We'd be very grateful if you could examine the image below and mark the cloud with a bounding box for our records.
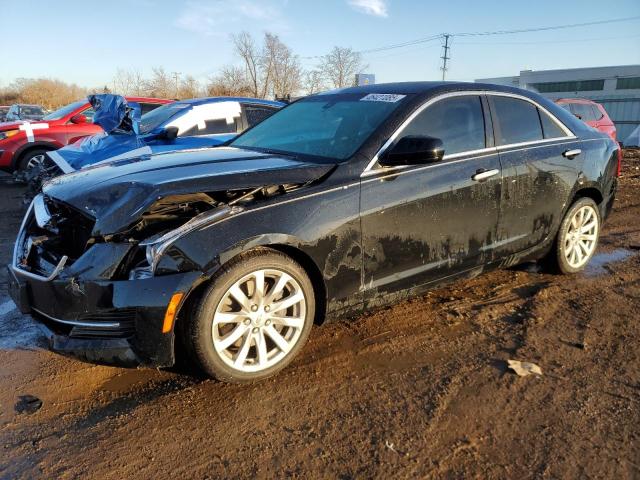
[176,0,288,37]
[348,0,388,17]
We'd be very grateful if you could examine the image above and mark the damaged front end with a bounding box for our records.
[8,174,319,367]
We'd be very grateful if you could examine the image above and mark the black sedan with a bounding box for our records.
[8,82,619,383]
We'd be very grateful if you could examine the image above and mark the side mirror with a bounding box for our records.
[161,126,179,141]
[573,114,582,120]
[70,114,87,124]
[380,135,444,166]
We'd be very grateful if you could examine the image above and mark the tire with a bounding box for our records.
[548,197,601,274]
[16,149,49,180]
[19,149,50,171]
[184,249,315,383]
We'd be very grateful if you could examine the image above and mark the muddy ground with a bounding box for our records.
[0,152,639,479]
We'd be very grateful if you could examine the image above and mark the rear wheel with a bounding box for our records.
[185,249,315,383]
[549,197,601,274]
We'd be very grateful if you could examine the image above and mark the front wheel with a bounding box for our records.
[18,149,49,173]
[184,249,315,383]
[549,197,601,274]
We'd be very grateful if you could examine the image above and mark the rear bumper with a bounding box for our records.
[7,264,202,368]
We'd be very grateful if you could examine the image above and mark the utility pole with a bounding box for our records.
[440,34,451,81]
[171,71,181,98]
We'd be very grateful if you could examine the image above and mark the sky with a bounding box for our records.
[0,0,639,90]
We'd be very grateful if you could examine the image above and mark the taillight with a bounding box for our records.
[616,145,622,177]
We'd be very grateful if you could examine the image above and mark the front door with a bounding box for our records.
[360,94,502,306]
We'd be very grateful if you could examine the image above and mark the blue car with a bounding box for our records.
[47,96,284,173]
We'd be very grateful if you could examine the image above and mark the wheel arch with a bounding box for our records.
[176,236,328,342]
[571,185,604,207]
[12,141,61,171]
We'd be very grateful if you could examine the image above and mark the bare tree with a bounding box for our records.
[264,33,303,99]
[7,78,88,110]
[178,75,201,99]
[233,32,262,98]
[304,70,326,95]
[206,66,253,97]
[112,68,145,96]
[143,67,173,98]
[320,46,367,89]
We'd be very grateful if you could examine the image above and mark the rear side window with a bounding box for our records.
[570,103,596,122]
[401,95,486,155]
[182,119,238,136]
[538,109,567,139]
[244,105,278,128]
[491,97,543,145]
[590,105,603,120]
[140,103,163,116]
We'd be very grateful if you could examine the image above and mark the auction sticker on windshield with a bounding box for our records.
[360,94,406,103]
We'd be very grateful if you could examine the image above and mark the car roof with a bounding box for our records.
[176,97,285,108]
[315,81,544,98]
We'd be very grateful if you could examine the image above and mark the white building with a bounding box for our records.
[477,65,640,144]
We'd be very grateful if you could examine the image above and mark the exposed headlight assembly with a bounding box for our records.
[140,205,242,274]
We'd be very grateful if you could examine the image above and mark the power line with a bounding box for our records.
[300,15,640,62]
[452,15,640,37]
[300,34,443,59]
[453,33,640,46]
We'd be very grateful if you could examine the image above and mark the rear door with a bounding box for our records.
[489,94,581,258]
[361,94,502,303]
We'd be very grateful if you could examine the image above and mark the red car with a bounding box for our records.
[555,98,617,141]
[0,97,172,174]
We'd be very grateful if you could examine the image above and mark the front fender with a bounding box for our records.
[155,181,363,314]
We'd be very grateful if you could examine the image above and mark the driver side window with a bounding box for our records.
[400,96,486,156]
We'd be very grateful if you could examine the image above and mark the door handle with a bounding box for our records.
[472,168,499,182]
[563,149,582,159]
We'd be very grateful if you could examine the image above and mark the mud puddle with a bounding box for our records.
[584,248,637,276]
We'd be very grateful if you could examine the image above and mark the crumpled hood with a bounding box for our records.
[43,147,335,236]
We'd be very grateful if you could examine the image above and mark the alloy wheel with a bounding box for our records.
[211,268,307,373]
[26,154,46,170]
[564,205,599,269]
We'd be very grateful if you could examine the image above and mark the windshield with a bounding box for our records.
[43,100,86,121]
[140,103,191,134]
[22,106,45,116]
[230,93,409,161]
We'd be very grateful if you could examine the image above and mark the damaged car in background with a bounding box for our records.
[0,95,170,178]
[46,96,284,174]
[28,95,283,193]
[8,82,620,384]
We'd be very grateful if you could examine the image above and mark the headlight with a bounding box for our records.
[0,129,20,141]
[145,243,157,268]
